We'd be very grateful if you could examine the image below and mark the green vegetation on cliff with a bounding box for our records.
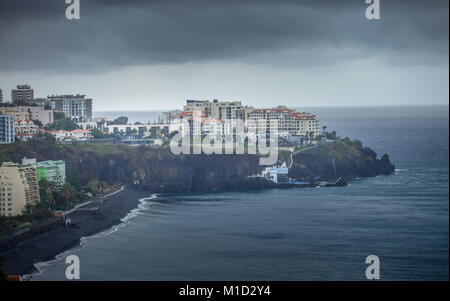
[288,138,395,180]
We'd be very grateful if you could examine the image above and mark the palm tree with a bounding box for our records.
[308,131,315,144]
[61,183,77,206]
[303,133,309,146]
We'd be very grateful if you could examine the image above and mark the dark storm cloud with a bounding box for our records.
[0,0,448,72]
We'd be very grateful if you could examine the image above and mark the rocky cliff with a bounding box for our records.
[288,138,395,180]
[0,136,395,193]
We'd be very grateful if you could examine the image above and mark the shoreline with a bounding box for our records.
[29,193,158,280]
[0,181,341,277]
[0,185,152,277]
[0,175,380,278]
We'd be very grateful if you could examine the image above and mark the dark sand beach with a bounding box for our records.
[0,186,151,276]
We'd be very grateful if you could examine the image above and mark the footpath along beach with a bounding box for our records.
[0,186,152,276]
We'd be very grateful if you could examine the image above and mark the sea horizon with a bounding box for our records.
[94,104,449,126]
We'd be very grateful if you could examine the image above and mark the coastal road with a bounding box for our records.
[288,145,319,168]
[60,185,126,216]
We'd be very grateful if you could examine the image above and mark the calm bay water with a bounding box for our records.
[35,106,449,280]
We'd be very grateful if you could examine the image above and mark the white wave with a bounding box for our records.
[84,194,158,240]
[24,193,158,281]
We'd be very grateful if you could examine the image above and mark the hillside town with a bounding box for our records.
[0,84,327,219]
[1,85,323,147]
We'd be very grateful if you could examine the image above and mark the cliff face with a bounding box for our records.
[288,139,395,180]
[0,140,262,193]
[131,150,261,192]
[0,137,395,193]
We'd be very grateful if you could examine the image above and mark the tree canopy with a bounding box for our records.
[107,116,128,125]
[44,118,79,131]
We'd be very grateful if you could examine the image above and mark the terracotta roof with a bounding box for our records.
[178,111,192,117]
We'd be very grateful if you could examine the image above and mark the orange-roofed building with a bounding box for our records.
[246,106,319,138]
[48,129,93,142]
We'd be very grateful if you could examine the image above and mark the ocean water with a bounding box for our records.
[34,105,449,280]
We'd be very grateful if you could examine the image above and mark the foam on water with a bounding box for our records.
[24,194,158,281]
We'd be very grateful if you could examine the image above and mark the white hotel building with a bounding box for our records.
[246,106,320,137]
[48,129,93,142]
[168,101,320,139]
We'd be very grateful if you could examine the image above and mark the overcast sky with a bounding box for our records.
[0,0,448,111]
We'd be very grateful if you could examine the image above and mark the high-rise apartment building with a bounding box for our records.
[169,99,252,137]
[48,94,92,122]
[0,88,3,103]
[0,162,40,217]
[183,99,248,121]
[0,115,15,144]
[11,85,34,105]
